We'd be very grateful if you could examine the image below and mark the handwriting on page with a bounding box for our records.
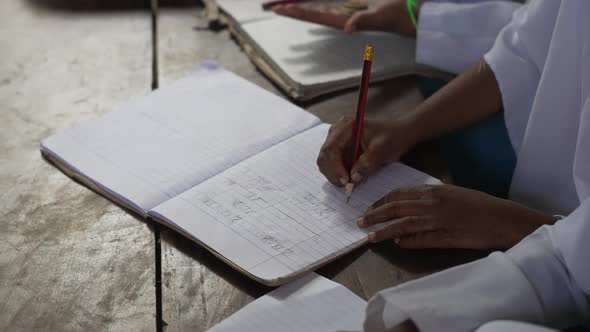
[167,124,436,279]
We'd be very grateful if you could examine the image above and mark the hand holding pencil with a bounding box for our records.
[316,116,418,190]
[316,46,419,199]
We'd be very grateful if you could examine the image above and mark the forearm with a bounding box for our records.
[402,60,503,143]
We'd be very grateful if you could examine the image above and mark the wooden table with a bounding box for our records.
[0,1,482,331]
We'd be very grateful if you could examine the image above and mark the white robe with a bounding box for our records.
[417,0,523,74]
[364,1,590,331]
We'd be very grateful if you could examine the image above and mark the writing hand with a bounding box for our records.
[316,117,419,187]
[359,184,557,249]
[273,0,418,36]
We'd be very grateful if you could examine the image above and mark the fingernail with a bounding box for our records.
[394,238,400,244]
[368,232,376,242]
[339,177,349,186]
[351,172,362,182]
[357,217,365,227]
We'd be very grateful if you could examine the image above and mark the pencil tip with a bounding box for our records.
[345,182,354,203]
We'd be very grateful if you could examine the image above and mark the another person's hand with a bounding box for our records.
[317,117,419,187]
[359,184,557,249]
[273,0,419,36]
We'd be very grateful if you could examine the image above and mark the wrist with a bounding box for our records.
[383,116,423,155]
[398,110,429,145]
[508,209,558,247]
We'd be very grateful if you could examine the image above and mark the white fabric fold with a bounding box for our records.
[364,1,590,330]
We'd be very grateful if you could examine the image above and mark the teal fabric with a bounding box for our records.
[418,77,516,198]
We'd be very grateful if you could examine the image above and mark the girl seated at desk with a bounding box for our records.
[275,0,525,199]
[315,0,590,331]
[278,0,546,249]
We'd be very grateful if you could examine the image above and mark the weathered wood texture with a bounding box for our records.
[157,4,479,332]
[0,1,155,331]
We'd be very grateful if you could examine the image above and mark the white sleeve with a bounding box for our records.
[482,1,558,152]
[416,1,522,74]
[363,198,590,332]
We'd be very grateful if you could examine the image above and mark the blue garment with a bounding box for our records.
[418,78,516,198]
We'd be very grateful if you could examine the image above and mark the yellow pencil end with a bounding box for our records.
[364,44,374,61]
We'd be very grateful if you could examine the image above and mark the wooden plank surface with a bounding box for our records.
[157,4,483,332]
[0,1,156,331]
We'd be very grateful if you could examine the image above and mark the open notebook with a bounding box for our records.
[41,65,438,285]
[216,0,447,100]
[207,273,367,332]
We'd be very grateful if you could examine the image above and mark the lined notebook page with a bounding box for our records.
[242,16,416,87]
[207,273,366,332]
[41,65,320,213]
[151,124,438,284]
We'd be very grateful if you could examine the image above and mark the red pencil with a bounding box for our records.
[262,0,308,11]
[346,44,374,203]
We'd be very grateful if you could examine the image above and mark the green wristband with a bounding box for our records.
[406,0,418,30]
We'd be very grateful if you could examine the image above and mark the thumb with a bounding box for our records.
[343,10,374,33]
[350,150,383,183]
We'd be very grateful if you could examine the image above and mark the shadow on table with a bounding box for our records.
[318,241,486,279]
[25,0,201,11]
[372,242,487,272]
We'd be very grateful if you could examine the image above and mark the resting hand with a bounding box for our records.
[359,184,557,249]
[273,0,418,36]
[317,117,419,187]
